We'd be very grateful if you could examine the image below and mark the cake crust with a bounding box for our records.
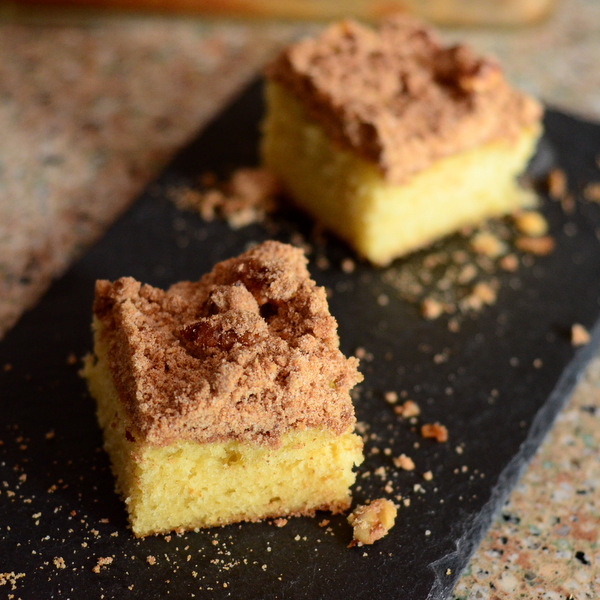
[92,241,362,447]
[266,16,542,184]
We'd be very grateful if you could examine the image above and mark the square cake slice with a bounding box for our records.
[83,241,363,537]
[261,17,543,265]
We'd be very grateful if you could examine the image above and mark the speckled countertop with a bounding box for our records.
[0,1,599,597]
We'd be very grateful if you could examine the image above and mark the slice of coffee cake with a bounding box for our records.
[83,241,363,537]
[262,17,542,265]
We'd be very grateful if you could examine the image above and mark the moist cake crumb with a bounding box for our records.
[348,499,397,546]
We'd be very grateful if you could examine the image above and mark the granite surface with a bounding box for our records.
[0,1,599,597]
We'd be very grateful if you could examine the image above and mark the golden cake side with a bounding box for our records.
[262,17,543,265]
[83,241,363,537]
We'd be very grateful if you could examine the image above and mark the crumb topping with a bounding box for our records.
[266,16,541,184]
[92,241,362,446]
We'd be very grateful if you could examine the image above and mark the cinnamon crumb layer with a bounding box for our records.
[92,241,362,447]
[266,16,542,184]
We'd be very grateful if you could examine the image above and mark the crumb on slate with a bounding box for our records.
[347,499,397,547]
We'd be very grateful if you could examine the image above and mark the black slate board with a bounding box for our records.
[2,80,600,600]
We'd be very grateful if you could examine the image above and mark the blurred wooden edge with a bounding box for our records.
[2,0,557,25]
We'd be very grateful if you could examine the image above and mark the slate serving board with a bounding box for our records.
[2,80,600,600]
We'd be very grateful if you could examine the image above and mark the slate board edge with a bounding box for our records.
[427,318,600,600]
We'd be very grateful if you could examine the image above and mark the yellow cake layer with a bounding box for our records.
[83,328,364,537]
[261,81,541,266]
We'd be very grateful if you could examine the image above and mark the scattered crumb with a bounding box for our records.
[374,466,387,479]
[423,471,433,481]
[92,556,113,573]
[318,519,330,527]
[448,317,460,333]
[170,168,280,229]
[394,400,421,418]
[547,168,567,199]
[571,323,590,347]
[393,454,415,471]
[470,231,506,258]
[515,235,555,256]
[421,423,449,443]
[340,258,356,274]
[513,211,548,237]
[348,499,397,546]
[53,557,66,569]
[377,294,389,306]
[459,281,497,312]
[315,255,330,270]
[583,182,600,203]
[0,572,25,591]
[421,297,444,320]
[560,193,576,215]
[273,518,288,528]
[146,555,156,565]
[499,253,519,272]
[384,391,398,404]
